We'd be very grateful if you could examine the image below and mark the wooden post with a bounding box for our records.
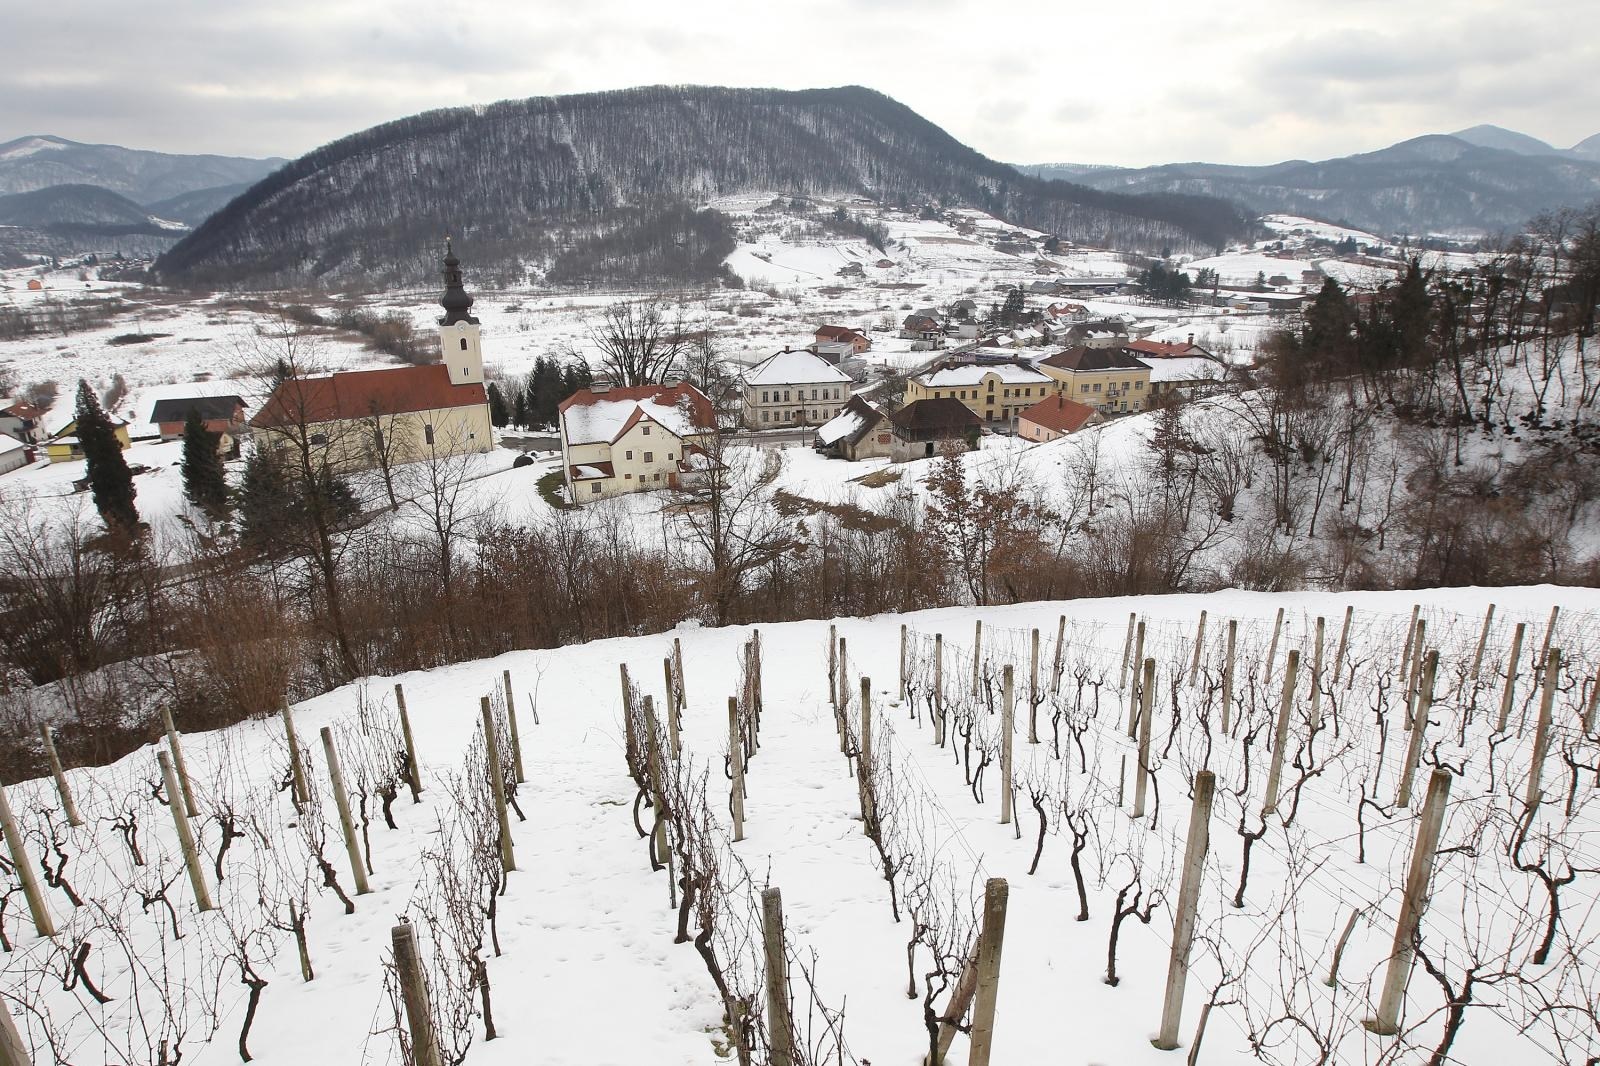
[479,698,517,873]
[160,706,198,817]
[728,697,745,842]
[1119,611,1137,690]
[673,636,686,705]
[392,923,442,1066]
[1127,619,1146,738]
[0,781,55,937]
[1262,650,1300,818]
[1309,616,1326,729]
[1498,622,1526,732]
[1154,770,1217,1050]
[643,698,669,870]
[1402,619,1426,731]
[503,670,527,783]
[1220,620,1237,735]
[1332,604,1354,687]
[620,662,638,762]
[762,887,794,1066]
[1263,607,1285,684]
[1132,659,1155,820]
[1367,768,1453,1036]
[158,749,214,912]
[1396,651,1438,809]
[972,619,983,696]
[38,725,82,826]
[1028,628,1040,744]
[934,634,945,744]
[1398,603,1421,687]
[663,657,682,759]
[828,624,837,708]
[1585,669,1600,735]
[320,727,372,895]
[1469,603,1495,683]
[837,637,849,719]
[1188,610,1207,687]
[968,878,1010,1066]
[392,685,422,802]
[1325,908,1362,988]
[1051,614,1067,696]
[900,624,909,703]
[1536,606,1560,690]
[1526,649,1560,809]
[860,677,875,825]
[1000,666,1015,826]
[0,993,33,1066]
[751,629,764,724]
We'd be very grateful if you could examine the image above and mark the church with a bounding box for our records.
[250,244,494,468]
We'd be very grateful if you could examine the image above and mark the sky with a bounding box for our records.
[3,0,1597,168]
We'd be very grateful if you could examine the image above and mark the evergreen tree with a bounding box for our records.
[487,381,510,427]
[238,448,290,552]
[999,288,1025,328]
[511,384,529,429]
[181,409,230,519]
[74,379,139,534]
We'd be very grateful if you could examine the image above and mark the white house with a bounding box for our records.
[741,348,852,429]
[0,433,31,475]
[559,381,718,501]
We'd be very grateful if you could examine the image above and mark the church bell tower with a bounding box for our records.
[438,239,483,387]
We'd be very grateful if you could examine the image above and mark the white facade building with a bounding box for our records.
[741,348,853,429]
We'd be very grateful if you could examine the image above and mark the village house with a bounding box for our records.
[1037,346,1153,414]
[813,325,871,354]
[559,381,717,501]
[45,415,131,464]
[1017,394,1104,442]
[742,348,853,429]
[888,397,982,461]
[0,401,45,443]
[811,340,855,364]
[150,395,248,441]
[904,361,1054,431]
[814,396,892,462]
[250,244,493,469]
[900,313,943,346]
[1127,334,1212,360]
[0,433,33,475]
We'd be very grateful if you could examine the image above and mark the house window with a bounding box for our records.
[1081,384,1089,392]
[310,432,327,445]
[1135,381,1144,389]
[1093,383,1101,392]
[668,452,674,460]
[626,473,632,479]
[784,411,792,421]
[424,424,435,444]
[459,338,468,351]
[644,451,653,463]
[626,450,633,460]
[783,390,790,401]
[762,412,769,423]
[591,483,601,494]
[811,389,818,400]
[642,425,651,435]
[762,391,769,403]
[653,472,661,482]
[987,380,995,392]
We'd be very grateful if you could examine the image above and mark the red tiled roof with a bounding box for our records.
[815,325,866,342]
[250,364,486,429]
[1019,394,1100,434]
[1128,339,1203,358]
[1039,347,1149,372]
[568,462,615,480]
[558,382,715,440]
[2,401,44,421]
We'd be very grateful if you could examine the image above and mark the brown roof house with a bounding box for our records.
[558,381,718,501]
[813,325,871,354]
[250,244,493,471]
[815,396,892,462]
[1017,394,1104,442]
[150,395,248,438]
[889,397,982,462]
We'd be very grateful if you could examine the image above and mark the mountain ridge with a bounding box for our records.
[0,134,284,203]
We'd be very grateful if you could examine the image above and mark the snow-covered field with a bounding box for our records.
[2,586,1597,1064]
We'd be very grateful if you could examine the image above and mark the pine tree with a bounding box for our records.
[487,381,510,427]
[511,384,529,429]
[74,378,139,534]
[238,448,290,552]
[181,409,230,519]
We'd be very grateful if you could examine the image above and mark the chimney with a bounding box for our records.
[1187,333,1194,348]
[591,382,612,394]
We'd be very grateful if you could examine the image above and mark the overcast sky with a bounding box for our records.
[4,0,1596,167]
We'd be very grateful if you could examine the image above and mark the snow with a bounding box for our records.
[741,348,850,386]
[917,363,1051,387]
[1183,251,1318,286]
[3,586,1598,1064]
[560,395,703,446]
[1260,214,1383,245]
[816,405,867,446]
[1144,355,1229,384]
[0,135,68,160]
[0,433,27,456]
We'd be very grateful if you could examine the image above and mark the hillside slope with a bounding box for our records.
[1021,132,1600,235]
[0,134,283,202]
[154,85,1253,290]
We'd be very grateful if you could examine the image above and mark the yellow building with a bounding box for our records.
[45,418,131,464]
[1036,347,1153,414]
[904,362,1054,429]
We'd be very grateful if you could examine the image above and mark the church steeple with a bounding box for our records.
[439,238,479,326]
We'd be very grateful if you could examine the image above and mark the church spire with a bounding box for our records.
[439,238,478,326]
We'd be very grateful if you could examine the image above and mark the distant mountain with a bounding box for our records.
[1449,124,1561,156]
[0,135,284,203]
[0,183,188,262]
[1019,131,1600,237]
[1572,133,1600,163]
[155,85,1255,290]
[143,183,252,227]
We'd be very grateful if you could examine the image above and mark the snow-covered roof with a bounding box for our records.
[0,434,28,455]
[743,349,851,387]
[916,363,1051,388]
[1145,357,1228,384]
[559,383,715,446]
[817,408,864,445]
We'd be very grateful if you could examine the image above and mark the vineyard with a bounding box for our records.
[2,586,1599,1065]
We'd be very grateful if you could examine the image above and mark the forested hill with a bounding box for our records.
[155,85,1253,290]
